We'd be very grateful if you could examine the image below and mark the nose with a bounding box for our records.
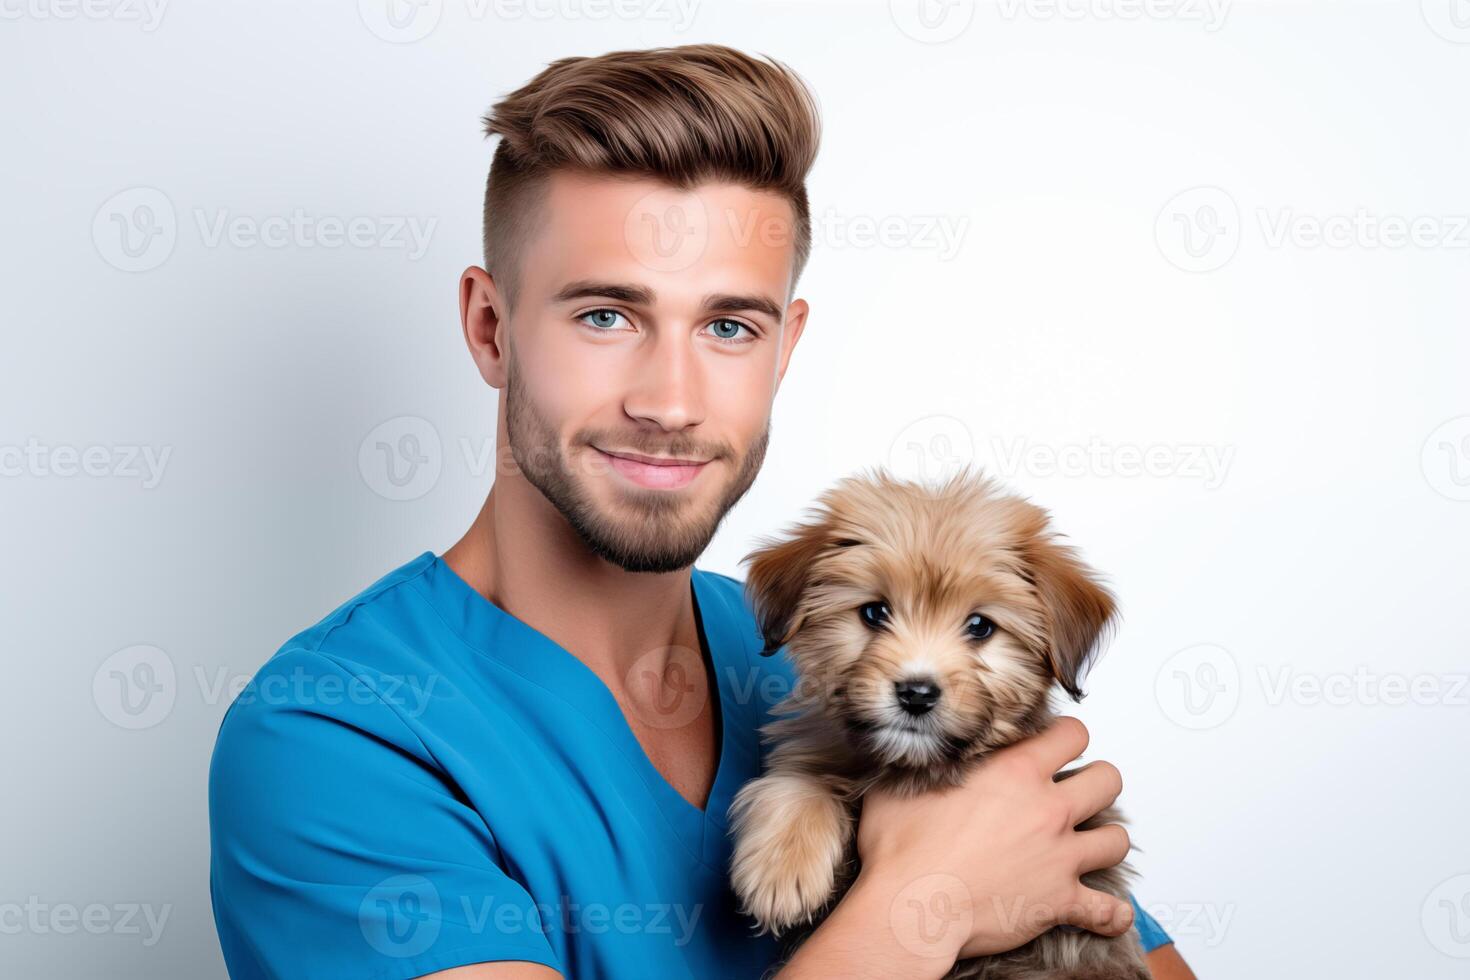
[624,329,706,432]
[894,678,941,716]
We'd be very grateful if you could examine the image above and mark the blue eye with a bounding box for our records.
[966,614,996,641]
[580,309,627,331]
[859,601,891,630]
[705,318,753,343]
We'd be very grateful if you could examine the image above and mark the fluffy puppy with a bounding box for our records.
[728,466,1148,980]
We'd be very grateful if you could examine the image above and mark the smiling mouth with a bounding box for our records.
[594,447,711,490]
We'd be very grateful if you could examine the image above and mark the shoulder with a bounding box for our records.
[274,550,441,674]
[211,553,446,780]
[208,555,562,977]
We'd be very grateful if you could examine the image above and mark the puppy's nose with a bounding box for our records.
[894,678,941,716]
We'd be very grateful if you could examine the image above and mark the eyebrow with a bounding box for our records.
[551,280,784,322]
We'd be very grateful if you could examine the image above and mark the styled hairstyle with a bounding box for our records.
[479,44,822,311]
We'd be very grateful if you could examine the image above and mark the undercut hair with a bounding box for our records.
[479,44,822,311]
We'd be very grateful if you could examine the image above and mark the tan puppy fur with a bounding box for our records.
[729,466,1149,979]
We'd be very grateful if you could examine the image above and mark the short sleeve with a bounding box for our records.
[208,649,563,980]
[1128,893,1173,953]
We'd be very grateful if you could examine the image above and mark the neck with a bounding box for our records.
[441,454,699,678]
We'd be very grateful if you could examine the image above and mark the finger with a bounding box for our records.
[1057,885,1134,938]
[1057,760,1123,824]
[1074,823,1131,874]
[1025,716,1089,775]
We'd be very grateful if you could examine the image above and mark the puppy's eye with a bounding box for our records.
[965,613,996,641]
[859,601,891,631]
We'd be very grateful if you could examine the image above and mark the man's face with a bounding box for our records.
[496,171,807,574]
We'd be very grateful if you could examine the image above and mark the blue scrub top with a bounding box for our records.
[208,551,1171,978]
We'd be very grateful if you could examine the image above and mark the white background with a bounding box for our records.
[3,0,1468,976]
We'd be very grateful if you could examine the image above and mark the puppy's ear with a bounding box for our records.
[741,519,844,656]
[1020,520,1118,701]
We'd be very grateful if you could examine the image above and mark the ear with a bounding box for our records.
[1021,526,1118,701]
[740,519,844,656]
[459,265,509,388]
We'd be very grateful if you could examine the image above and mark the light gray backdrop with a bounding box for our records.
[3,0,1467,976]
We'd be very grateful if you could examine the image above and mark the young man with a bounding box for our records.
[208,45,1193,980]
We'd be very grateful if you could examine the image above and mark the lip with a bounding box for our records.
[595,447,711,491]
[599,449,709,467]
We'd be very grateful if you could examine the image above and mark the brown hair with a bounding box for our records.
[480,44,822,311]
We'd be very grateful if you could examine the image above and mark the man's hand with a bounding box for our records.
[778,717,1134,979]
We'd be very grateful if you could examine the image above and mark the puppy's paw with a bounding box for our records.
[729,773,851,934]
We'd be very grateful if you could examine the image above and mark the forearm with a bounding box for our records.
[773,870,962,980]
